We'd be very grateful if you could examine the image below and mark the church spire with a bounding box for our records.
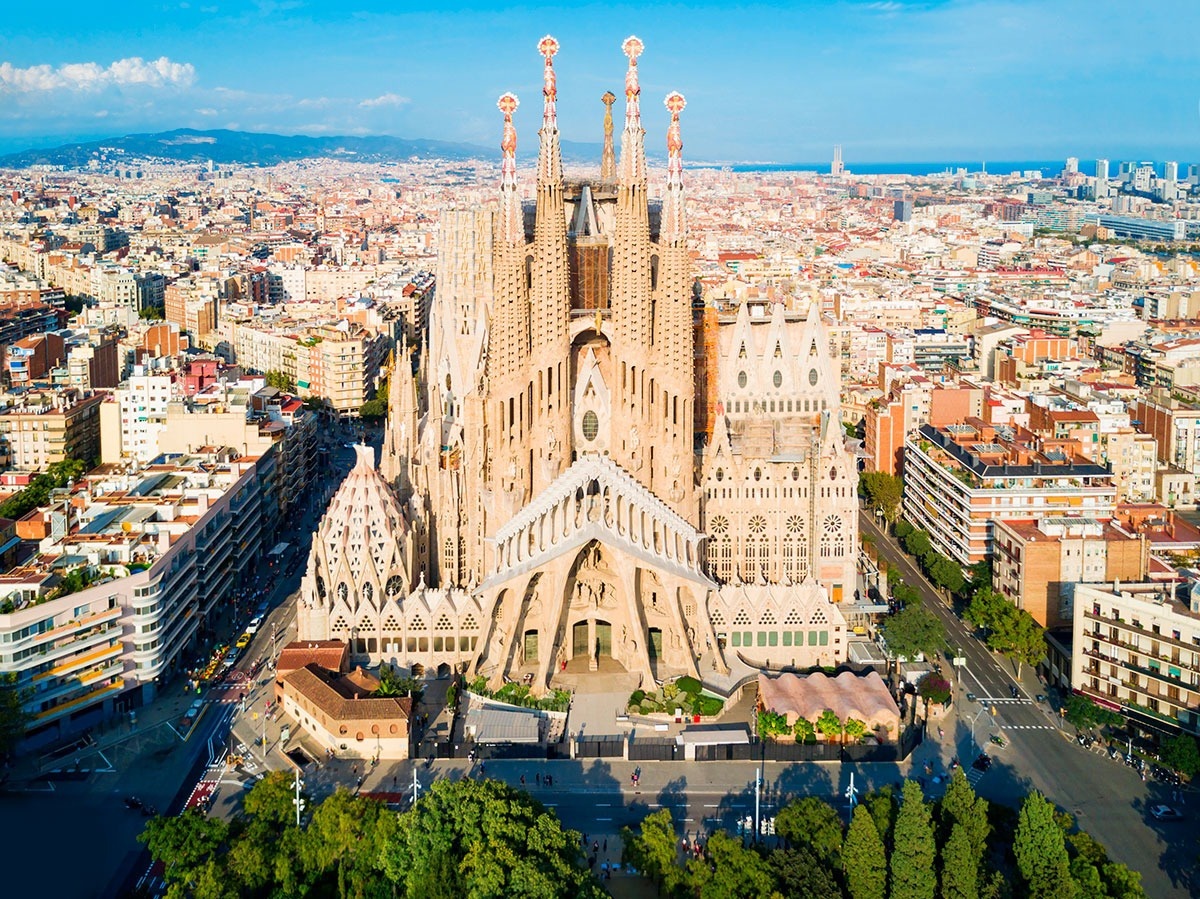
[600,90,616,182]
[497,92,521,244]
[536,35,562,186]
[661,91,687,245]
[618,35,646,186]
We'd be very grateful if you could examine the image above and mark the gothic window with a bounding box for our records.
[749,516,767,534]
[707,517,732,583]
[386,575,405,598]
[745,516,769,580]
[820,515,845,558]
[410,616,427,631]
[737,371,747,389]
[733,609,751,626]
[458,537,467,587]
[710,515,729,534]
[435,614,453,631]
[382,614,401,631]
[738,343,747,359]
[773,370,782,388]
[753,468,762,482]
[443,538,455,581]
[316,575,326,599]
[774,342,782,359]
[362,582,373,605]
[791,467,800,481]
[810,608,828,625]
[462,614,478,631]
[715,468,724,482]
[336,582,349,605]
[331,615,349,632]
[760,609,776,626]
[784,608,802,626]
[809,368,819,385]
[783,515,808,582]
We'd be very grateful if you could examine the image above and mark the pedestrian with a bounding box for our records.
[603,838,608,852]
[520,774,525,786]
[393,776,398,789]
[536,772,542,786]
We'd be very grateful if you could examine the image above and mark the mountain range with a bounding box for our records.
[0,128,607,169]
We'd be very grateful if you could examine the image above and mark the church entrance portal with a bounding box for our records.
[570,618,614,669]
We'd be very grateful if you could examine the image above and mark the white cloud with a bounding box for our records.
[0,56,196,94]
[359,92,408,109]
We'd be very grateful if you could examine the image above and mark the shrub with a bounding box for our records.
[694,695,724,717]
[675,676,702,695]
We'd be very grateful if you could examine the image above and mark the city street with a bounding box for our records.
[861,509,1199,898]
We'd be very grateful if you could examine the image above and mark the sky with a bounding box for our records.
[0,0,1197,163]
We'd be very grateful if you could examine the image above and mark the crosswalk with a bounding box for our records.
[966,766,986,787]
[999,723,1056,731]
[978,697,1032,705]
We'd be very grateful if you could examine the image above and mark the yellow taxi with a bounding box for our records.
[236,631,253,649]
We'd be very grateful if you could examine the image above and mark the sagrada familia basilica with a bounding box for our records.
[297,36,861,692]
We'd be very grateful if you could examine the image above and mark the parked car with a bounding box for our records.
[1149,805,1184,821]
[236,632,252,649]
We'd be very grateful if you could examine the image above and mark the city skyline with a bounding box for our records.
[0,0,1197,162]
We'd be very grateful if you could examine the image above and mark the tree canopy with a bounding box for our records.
[860,472,903,523]
[1160,733,1200,777]
[0,672,32,757]
[880,605,945,663]
[1061,694,1122,731]
[141,776,601,899]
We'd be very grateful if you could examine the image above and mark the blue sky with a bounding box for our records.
[0,0,1196,163]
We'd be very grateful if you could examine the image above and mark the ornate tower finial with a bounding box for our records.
[538,35,560,128]
[535,35,563,186]
[618,35,647,186]
[662,91,687,244]
[621,35,644,126]
[497,92,521,243]
[600,90,617,182]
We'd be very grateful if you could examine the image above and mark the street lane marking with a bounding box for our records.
[703,803,720,807]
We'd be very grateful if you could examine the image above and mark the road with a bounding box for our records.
[861,509,1199,898]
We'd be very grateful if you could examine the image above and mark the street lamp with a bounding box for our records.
[968,705,993,751]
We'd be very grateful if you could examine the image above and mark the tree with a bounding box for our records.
[963,588,1008,635]
[901,529,932,559]
[623,808,684,895]
[771,846,845,899]
[967,560,992,593]
[685,830,777,899]
[382,778,601,899]
[0,672,32,757]
[1061,694,1122,731]
[987,607,1046,678]
[842,805,887,899]
[925,555,965,595]
[936,769,989,866]
[816,709,844,743]
[861,472,904,523]
[758,709,792,738]
[1160,733,1200,777]
[264,369,293,391]
[301,789,391,899]
[863,786,898,849]
[917,674,951,710]
[889,780,936,899]
[139,809,230,896]
[794,718,817,746]
[1100,861,1149,899]
[938,823,977,899]
[1013,791,1076,899]
[243,770,302,830]
[774,796,843,863]
[881,606,945,664]
[844,718,868,744]
[138,304,164,321]
[893,520,914,541]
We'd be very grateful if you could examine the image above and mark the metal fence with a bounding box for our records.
[575,735,624,758]
[628,736,677,761]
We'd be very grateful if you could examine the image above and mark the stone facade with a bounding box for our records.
[299,36,859,691]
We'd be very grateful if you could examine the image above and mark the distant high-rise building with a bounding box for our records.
[1118,161,1135,183]
[1064,156,1079,174]
[831,144,844,176]
[894,199,913,222]
[1161,161,1179,202]
[1188,164,1200,186]
[1094,159,1110,199]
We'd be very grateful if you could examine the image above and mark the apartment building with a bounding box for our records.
[903,421,1117,566]
[0,388,104,470]
[0,447,276,748]
[1072,581,1200,739]
[993,517,1148,629]
[4,332,65,387]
